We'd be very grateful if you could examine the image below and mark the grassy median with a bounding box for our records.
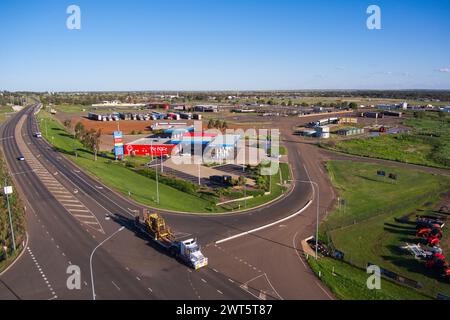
[310,160,450,299]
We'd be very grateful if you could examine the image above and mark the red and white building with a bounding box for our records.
[124,138,177,157]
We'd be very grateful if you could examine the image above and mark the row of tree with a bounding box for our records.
[66,120,102,160]
[207,119,229,130]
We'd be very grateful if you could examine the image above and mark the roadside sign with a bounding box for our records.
[3,186,13,195]
[113,131,124,158]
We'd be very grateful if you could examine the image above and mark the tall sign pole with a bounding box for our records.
[3,182,16,251]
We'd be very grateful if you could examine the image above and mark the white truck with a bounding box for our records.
[134,213,208,270]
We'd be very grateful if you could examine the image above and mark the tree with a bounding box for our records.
[221,121,228,130]
[81,128,102,161]
[74,122,85,140]
[348,102,358,110]
[214,119,223,130]
[207,119,215,129]
[237,175,246,187]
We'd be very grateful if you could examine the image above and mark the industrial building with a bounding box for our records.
[315,126,330,139]
[360,112,384,119]
[337,127,365,136]
[383,111,403,117]
[338,117,358,124]
[193,105,219,113]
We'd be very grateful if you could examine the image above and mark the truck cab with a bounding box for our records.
[171,238,208,270]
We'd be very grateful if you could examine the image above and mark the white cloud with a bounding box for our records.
[437,68,450,73]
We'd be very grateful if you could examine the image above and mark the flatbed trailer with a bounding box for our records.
[134,212,208,269]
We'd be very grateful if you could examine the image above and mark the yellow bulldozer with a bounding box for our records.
[142,211,175,243]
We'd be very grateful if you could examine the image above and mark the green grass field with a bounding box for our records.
[308,257,430,300]
[312,161,450,299]
[325,112,450,169]
[37,110,291,213]
[227,162,291,210]
[0,106,13,123]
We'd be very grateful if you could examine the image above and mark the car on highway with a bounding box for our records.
[17,155,25,161]
[34,132,42,138]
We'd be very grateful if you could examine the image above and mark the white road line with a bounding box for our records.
[83,220,101,225]
[68,209,90,212]
[63,204,85,208]
[90,227,125,300]
[216,200,313,244]
[293,231,307,268]
[73,214,97,219]
[217,290,223,295]
[111,281,121,291]
[315,281,334,300]
[201,278,207,283]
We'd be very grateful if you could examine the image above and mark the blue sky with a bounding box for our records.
[0,0,449,91]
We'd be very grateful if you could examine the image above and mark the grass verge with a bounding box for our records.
[309,160,450,299]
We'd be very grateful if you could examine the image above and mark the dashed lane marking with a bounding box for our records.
[27,247,57,300]
[14,114,105,234]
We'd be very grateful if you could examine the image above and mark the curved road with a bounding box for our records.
[0,104,333,300]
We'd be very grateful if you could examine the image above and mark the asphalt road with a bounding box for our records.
[0,104,334,300]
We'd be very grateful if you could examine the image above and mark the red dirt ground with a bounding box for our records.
[72,117,194,135]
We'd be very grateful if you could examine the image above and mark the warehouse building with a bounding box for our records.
[193,105,219,113]
[337,127,365,136]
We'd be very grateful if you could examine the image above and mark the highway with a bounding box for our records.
[0,104,334,300]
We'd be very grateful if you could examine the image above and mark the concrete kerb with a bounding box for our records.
[0,232,28,277]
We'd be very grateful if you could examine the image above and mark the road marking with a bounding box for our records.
[293,231,307,268]
[148,288,153,293]
[217,290,223,295]
[63,204,85,208]
[136,276,141,281]
[68,209,90,213]
[315,281,334,300]
[73,214,97,219]
[27,247,56,300]
[111,281,121,291]
[216,199,313,244]
[201,278,207,283]
[59,199,79,203]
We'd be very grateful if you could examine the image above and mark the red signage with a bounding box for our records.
[124,144,175,156]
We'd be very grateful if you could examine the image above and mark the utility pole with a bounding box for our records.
[3,180,16,252]
[156,164,160,204]
[160,150,164,173]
